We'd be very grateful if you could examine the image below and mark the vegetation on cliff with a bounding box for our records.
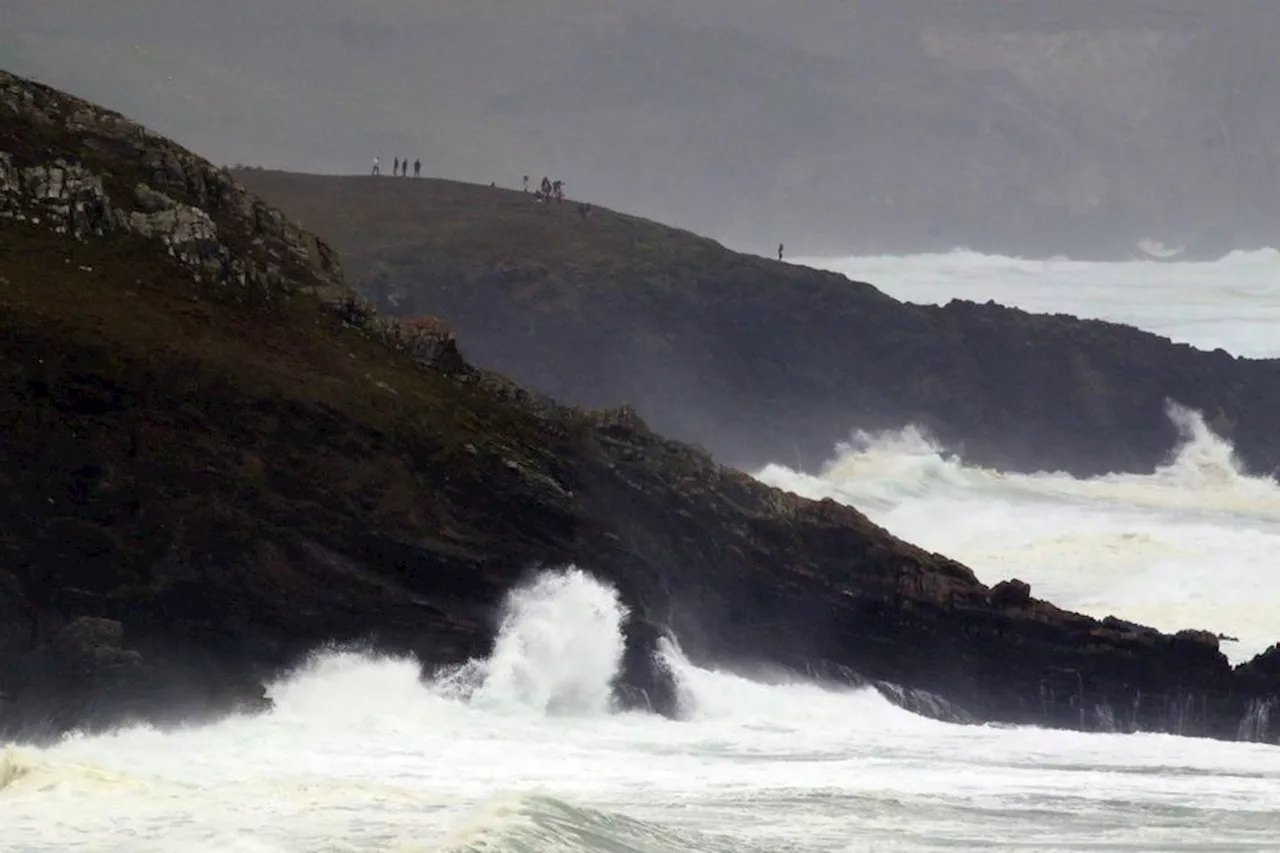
[2,70,1277,744]
[236,171,1280,481]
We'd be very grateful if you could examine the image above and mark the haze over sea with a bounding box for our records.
[3,250,1279,852]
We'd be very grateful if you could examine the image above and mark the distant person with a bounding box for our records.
[372,156,380,176]
[577,202,592,220]
[400,157,407,176]
[778,243,784,261]
[552,179,564,202]
[540,176,552,196]
[523,175,529,193]
[393,157,400,176]
[413,159,421,178]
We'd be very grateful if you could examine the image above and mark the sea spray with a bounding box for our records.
[5,251,1280,850]
[267,649,442,727]
[437,568,629,716]
[755,405,1280,662]
[801,247,1280,358]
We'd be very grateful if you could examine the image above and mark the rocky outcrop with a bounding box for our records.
[234,170,1280,479]
[2,69,1278,745]
[0,71,345,305]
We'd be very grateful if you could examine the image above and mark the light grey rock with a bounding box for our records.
[0,68,351,306]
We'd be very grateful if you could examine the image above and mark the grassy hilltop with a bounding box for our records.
[239,169,1280,480]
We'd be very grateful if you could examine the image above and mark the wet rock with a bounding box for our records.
[616,618,680,718]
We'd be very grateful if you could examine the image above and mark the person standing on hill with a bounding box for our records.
[414,159,421,178]
[393,157,400,176]
[372,156,380,176]
[778,243,785,261]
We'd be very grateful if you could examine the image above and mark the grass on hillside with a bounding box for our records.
[234,172,761,272]
[0,221,576,591]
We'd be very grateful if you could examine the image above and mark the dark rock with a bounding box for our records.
[1,68,1277,745]
[1240,644,1280,679]
[1175,629,1221,652]
[989,579,1032,608]
[616,618,680,717]
[237,171,1280,480]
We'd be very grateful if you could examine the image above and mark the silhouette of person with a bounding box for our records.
[414,159,421,177]
[523,175,529,193]
[393,157,400,176]
[372,156,380,176]
[400,157,407,176]
[778,243,784,261]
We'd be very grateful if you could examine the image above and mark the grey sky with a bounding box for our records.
[4,1,1277,257]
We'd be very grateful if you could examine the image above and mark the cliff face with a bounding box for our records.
[234,171,1280,480]
[3,70,1278,745]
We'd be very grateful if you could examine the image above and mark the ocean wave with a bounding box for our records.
[798,247,1280,357]
[427,792,748,853]
[755,404,1280,663]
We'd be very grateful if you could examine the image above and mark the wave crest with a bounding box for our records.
[434,568,628,716]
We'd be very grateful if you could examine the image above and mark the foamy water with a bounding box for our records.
[3,572,1277,852]
[5,251,1280,851]
[800,248,1280,357]
[758,404,1280,664]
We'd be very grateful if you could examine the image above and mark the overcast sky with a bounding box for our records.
[4,1,1276,257]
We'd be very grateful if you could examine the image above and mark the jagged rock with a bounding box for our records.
[1175,628,1221,652]
[0,69,347,305]
[617,618,680,717]
[588,403,650,434]
[989,579,1032,608]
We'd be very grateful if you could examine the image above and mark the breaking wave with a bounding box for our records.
[4,562,1278,851]
[756,404,1280,662]
[433,568,629,716]
[800,247,1280,358]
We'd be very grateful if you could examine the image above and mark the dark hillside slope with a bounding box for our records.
[3,70,1277,745]
[236,171,1280,478]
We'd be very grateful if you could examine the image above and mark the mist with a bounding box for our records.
[6,0,1278,258]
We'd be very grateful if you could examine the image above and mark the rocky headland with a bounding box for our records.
[3,69,1277,745]
[234,170,1280,481]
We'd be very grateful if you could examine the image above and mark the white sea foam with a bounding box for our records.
[799,247,1280,357]
[5,252,1280,850]
[757,403,1280,663]
[3,583,1276,851]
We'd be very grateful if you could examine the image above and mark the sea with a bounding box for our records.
[3,249,1280,852]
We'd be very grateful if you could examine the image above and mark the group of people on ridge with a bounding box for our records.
[372,156,420,177]
[524,174,565,203]
[522,175,594,219]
